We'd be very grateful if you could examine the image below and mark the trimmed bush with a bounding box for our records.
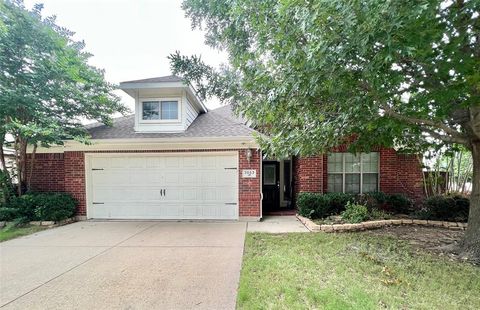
[33,193,76,221]
[323,192,355,214]
[0,208,20,221]
[7,192,77,222]
[8,194,39,220]
[359,192,388,210]
[386,194,412,214]
[341,202,369,223]
[297,193,330,219]
[417,195,469,222]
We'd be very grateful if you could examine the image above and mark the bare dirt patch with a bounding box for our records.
[363,225,466,261]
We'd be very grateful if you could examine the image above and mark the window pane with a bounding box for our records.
[362,173,378,193]
[345,153,360,173]
[161,101,178,120]
[345,174,360,193]
[362,152,379,173]
[327,153,343,173]
[327,174,343,192]
[264,165,276,185]
[142,101,159,120]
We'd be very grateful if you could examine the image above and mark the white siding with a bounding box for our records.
[185,96,199,129]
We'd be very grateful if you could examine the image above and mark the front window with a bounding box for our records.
[327,152,379,194]
[142,100,178,120]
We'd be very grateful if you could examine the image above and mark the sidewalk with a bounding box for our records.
[247,216,309,233]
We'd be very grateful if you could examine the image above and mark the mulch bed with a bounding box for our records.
[363,225,467,262]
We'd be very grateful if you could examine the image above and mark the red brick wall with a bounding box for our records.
[28,153,65,192]
[64,152,87,215]
[29,149,262,218]
[293,156,323,193]
[293,147,425,203]
[239,149,261,217]
[379,149,424,202]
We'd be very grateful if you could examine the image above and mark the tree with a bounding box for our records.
[0,0,128,196]
[169,0,480,259]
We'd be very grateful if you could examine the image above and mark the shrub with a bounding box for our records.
[417,195,469,222]
[6,192,77,222]
[297,193,331,219]
[358,192,388,210]
[341,202,369,223]
[323,192,355,214]
[0,208,20,221]
[369,208,391,220]
[33,193,77,221]
[386,194,412,214]
[8,194,39,220]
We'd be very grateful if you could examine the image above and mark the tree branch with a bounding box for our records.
[422,127,468,145]
[383,106,467,142]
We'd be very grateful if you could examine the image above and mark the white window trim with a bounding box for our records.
[327,152,380,194]
[139,97,181,123]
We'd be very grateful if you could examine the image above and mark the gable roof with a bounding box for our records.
[87,105,256,140]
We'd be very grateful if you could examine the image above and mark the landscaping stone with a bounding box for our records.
[41,221,55,226]
[296,214,466,234]
[320,225,334,233]
[29,221,41,226]
[427,221,444,227]
[448,226,464,231]
[0,221,6,228]
[391,220,403,226]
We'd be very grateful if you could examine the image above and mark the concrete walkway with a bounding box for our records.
[0,221,246,310]
[247,216,309,233]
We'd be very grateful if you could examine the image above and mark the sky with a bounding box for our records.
[24,0,227,110]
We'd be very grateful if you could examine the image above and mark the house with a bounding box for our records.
[27,75,424,221]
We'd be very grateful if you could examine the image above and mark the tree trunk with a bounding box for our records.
[26,144,37,192]
[461,141,480,261]
[14,137,22,196]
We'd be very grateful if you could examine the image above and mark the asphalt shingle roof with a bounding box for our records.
[87,105,255,139]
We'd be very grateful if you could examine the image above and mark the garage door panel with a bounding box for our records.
[89,153,239,220]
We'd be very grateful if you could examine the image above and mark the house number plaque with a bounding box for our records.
[242,169,257,178]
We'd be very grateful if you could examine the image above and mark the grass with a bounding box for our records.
[0,224,47,242]
[237,232,480,309]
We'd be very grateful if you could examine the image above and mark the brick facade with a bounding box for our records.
[293,147,425,203]
[239,149,262,217]
[28,153,65,192]
[28,149,261,218]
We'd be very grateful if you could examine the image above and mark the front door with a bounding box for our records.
[262,161,280,212]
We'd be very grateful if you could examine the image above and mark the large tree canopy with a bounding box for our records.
[0,0,128,195]
[169,0,480,259]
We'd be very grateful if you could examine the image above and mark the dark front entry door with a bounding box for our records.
[262,161,280,212]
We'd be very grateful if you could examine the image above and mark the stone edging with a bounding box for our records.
[0,218,76,229]
[296,214,468,233]
[30,218,76,227]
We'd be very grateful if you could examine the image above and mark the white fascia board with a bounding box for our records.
[29,136,259,153]
[119,81,186,90]
[185,85,208,112]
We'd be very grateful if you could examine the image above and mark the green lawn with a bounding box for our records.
[0,224,47,242]
[237,233,480,310]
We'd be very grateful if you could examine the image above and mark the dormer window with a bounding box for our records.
[141,99,179,121]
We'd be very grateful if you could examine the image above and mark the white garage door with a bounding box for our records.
[87,153,238,220]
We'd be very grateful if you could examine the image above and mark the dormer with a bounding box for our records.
[119,75,208,133]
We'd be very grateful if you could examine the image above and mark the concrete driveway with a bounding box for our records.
[0,221,246,310]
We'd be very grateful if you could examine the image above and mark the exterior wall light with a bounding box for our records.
[246,149,252,163]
